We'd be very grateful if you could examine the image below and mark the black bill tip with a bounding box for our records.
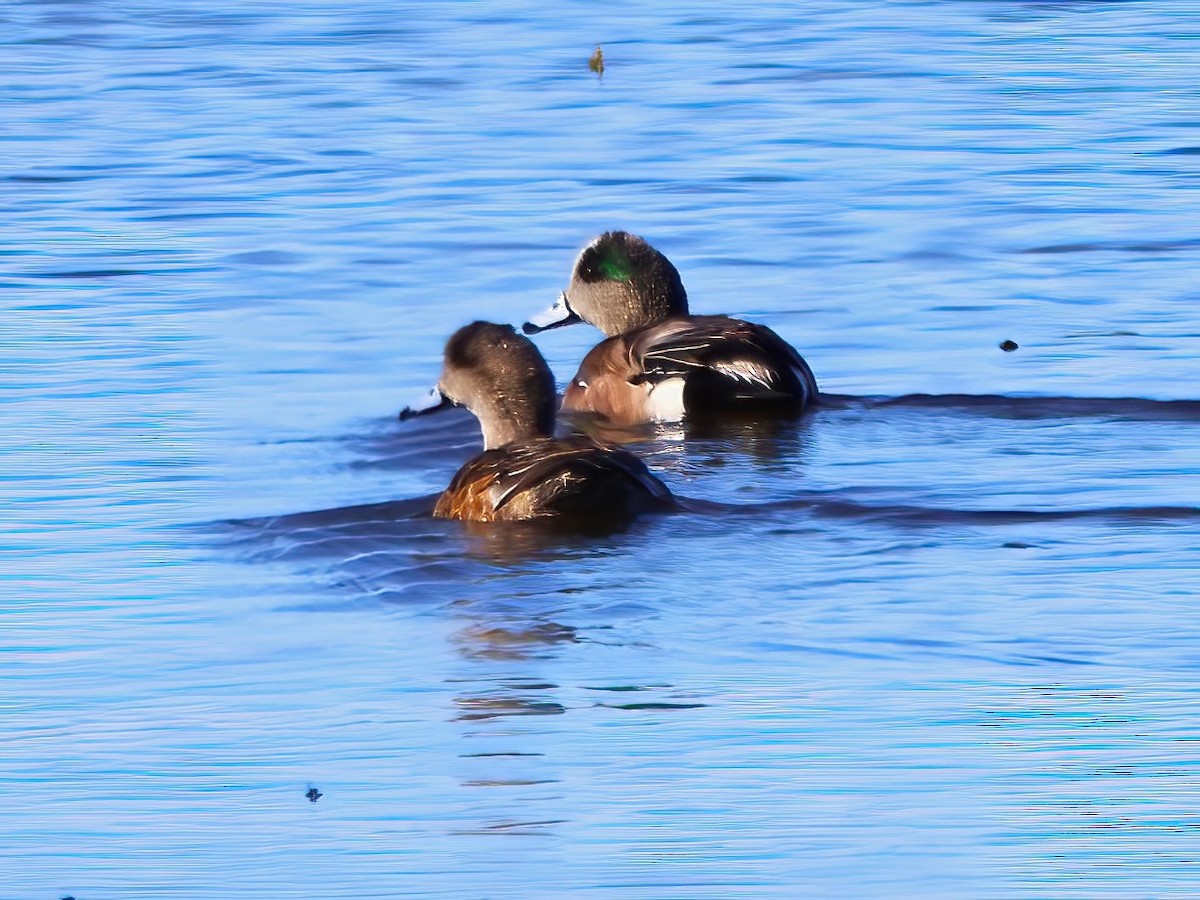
[399,386,452,420]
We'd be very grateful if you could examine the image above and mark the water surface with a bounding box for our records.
[5,1,1200,897]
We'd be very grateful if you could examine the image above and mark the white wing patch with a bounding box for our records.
[646,377,686,423]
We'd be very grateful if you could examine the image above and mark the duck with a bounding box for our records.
[399,321,674,523]
[523,231,818,426]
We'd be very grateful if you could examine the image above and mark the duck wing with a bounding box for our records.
[444,437,671,515]
[493,436,671,510]
[627,316,817,402]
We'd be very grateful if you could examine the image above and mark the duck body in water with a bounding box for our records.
[524,231,818,426]
[401,321,673,523]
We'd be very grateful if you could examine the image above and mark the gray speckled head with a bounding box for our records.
[439,321,557,449]
[563,231,689,336]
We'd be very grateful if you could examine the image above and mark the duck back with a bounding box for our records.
[563,315,817,425]
[434,435,673,523]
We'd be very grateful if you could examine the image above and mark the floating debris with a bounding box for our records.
[1000,339,1019,352]
[305,786,322,803]
[589,45,604,76]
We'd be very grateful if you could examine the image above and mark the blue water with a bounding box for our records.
[5,1,1200,897]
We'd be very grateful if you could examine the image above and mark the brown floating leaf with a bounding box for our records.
[589,45,604,76]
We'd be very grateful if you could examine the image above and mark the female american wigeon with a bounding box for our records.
[400,321,674,523]
[523,231,818,426]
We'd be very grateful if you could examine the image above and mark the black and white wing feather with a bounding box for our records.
[627,315,816,404]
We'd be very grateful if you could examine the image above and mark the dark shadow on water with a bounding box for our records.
[232,496,437,531]
[818,392,1200,422]
[243,392,1200,490]
[220,483,1200,581]
[199,387,1200,614]
[216,491,680,578]
[695,494,1200,527]
[1018,238,1200,255]
[210,388,1200,557]
[987,1,1157,24]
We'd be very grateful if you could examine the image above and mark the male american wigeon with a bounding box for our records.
[400,321,674,523]
[523,231,818,426]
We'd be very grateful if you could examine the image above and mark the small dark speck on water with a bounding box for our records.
[1000,340,1019,352]
[589,45,604,76]
[1003,541,1035,549]
[306,787,322,803]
